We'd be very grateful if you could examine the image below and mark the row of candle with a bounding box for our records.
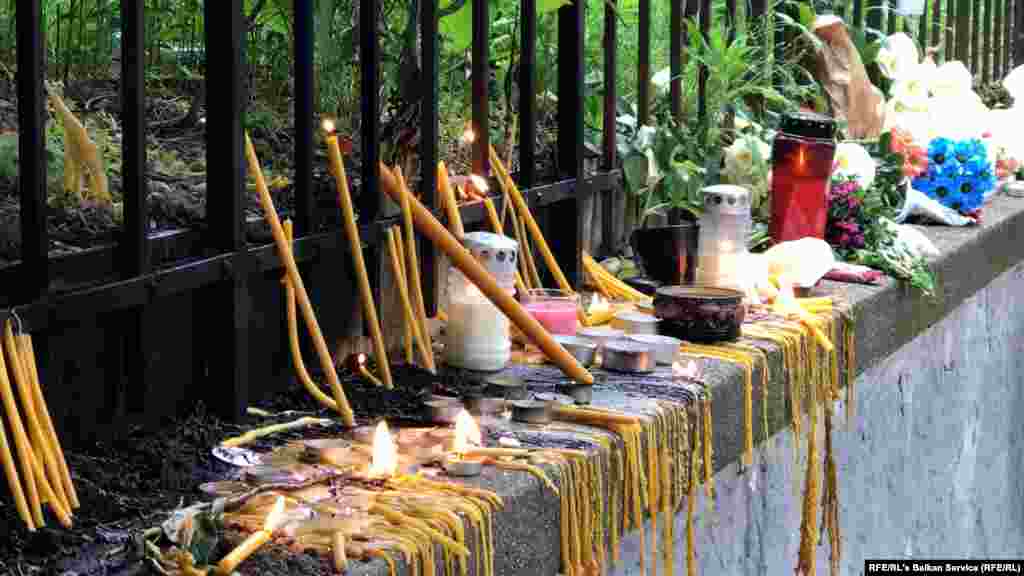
[0,320,77,532]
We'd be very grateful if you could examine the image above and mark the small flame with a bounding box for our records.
[322,119,336,134]
[588,294,610,315]
[468,174,489,194]
[772,277,801,315]
[462,126,476,144]
[369,421,398,478]
[263,496,287,532]
[673,360,700,380]
[357,353,367,367]
[453,409,482,455]
[796,146,807,173]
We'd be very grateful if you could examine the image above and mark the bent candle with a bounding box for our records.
[378,163,593,386]
[245,133,356,426]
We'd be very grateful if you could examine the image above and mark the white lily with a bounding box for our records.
[723,136,770,180]
[889,63,932,112]
[1002,64,1024,103]
[876,33,920,80]
[928,61,973,97]
[926,93,989,140]
[831,142,877,189]
[882,102,934,145]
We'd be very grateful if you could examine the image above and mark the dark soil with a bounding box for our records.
[0,362,461,576]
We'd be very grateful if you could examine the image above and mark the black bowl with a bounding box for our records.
[653,285,745,343]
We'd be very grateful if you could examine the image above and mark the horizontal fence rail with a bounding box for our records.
[1,0,1021,438]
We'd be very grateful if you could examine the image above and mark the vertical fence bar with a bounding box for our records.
[947,0,956,59]
[638,0,651,125]
[971,0,980,75]
[867,0,884,33]
[854,0,864,29]
[118,0,149,415]
[202,0,249,422]
[520,0,537,189]
[750,0,767,119]
[604,0,622,254]
[557,0,584,285]
[932,0,943,54]
[359,0,380,222]
[15,0,47,304]
[887,3,897,33]
[1016,0,1024,64]
[1005,0,1013,71]
[472,0,490,177]
[726,0,737,40]
[920,0,929,53]
[604,0,618,166]
[420,0,439,314]
[293,0,315,235]
[956,0,969,64]
[995,0,1004,78]
[698,0,711,121]
[670,0,683,120]
[985,0,994,82]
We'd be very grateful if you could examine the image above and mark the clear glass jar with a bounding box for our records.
[520,288,580,336]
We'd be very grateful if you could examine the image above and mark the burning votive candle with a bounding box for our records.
[352,354,384,388]
[216,496,286,574]
[521,289,580,336]
[769,112,837,243]
[444,410,483,477]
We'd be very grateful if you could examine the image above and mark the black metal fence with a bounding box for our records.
[2,0,1022,445]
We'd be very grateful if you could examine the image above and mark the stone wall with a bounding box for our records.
[615,260,1024,575]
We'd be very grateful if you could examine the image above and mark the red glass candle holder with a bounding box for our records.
[769,112,837,244]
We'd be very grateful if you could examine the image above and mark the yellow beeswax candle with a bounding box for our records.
[387,227,433,369]
[19,334,78,509]
[378,163,592,386]
[322,127,393,389]
[394,169,435,373]
[245,133,356,424]
[0,329,42,526]
[3,325,69,513]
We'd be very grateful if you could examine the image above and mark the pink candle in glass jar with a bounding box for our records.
[521,289,579,335]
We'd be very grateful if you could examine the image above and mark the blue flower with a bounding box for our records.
[929,138,956,164]
[912,137,994,215]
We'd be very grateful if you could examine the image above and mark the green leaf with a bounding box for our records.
[622,154,649,195]
[538,0,572,14]
[440,0,473,52]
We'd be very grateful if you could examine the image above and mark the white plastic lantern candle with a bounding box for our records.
[696,185,752,292]
[445,232,519,371]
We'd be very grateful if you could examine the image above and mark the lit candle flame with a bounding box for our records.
[468,174,489,194]
[322,119,336,134]
[461,126,476,144]
[771,277,801,316]
[369,421,398,477]
[357,353,367,367]
[796,146,807,173]
[588,294,610,315]
[453,409,482,456]
[264,496,287,532]
[672,360,700,380]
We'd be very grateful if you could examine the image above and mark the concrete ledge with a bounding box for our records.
[250,194,1024,575]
